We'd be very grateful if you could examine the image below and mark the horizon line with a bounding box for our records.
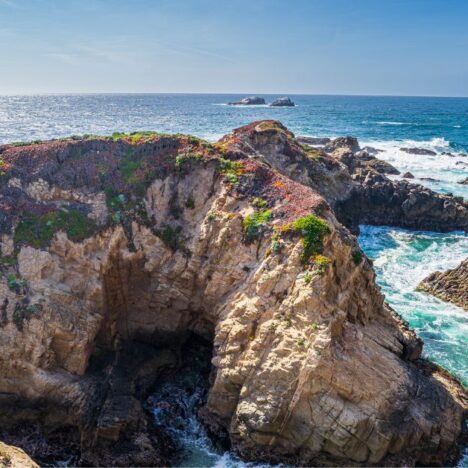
[0,92,467,99]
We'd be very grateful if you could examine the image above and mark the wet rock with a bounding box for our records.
[400,147,437,156]
[270,96,295,107]
[228,96,265,105]
[417,259,467,310]
[402,172,415,179]
[458,177,468,185]
[420,177,440,182]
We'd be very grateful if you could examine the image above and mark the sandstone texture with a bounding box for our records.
[0,441,38,468]
[417,259,468,311]
[0,123,465,466]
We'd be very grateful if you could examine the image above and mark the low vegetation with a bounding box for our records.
[293,214,329,264]
[14,209,97,249]
[243,209,272,243]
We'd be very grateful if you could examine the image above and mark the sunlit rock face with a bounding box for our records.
[0,122,465,466]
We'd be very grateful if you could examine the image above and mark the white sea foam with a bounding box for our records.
[376,121,408,125]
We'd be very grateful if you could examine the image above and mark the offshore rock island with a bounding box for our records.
[0,121,466,466]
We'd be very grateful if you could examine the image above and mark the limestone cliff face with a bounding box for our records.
[0,123,465,466]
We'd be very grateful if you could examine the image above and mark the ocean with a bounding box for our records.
[0,94,466,466]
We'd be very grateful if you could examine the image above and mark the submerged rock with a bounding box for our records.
[417,259,468,310]
[228,96,265,105]
[0,123,465,467]
[400,147,437,156]
[458,177,468,185]
[270,96,295,107]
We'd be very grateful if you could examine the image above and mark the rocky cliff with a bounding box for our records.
[417,259,467,311]
[0,122,465,466]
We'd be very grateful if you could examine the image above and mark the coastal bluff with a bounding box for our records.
[0,121,465,466]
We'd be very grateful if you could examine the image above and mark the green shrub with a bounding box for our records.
[304,271,312,284]
[293,215,329,264]
[352,250,363,265]
[242,209,272,243]
[185,196,195,209]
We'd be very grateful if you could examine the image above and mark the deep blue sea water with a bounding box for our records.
[0,94,466,466]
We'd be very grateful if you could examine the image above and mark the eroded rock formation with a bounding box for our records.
[417,259,468,310]
[0,123,465,466]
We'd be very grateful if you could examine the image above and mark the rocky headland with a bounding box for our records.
[417,259,467,311]
[0,121,465,466]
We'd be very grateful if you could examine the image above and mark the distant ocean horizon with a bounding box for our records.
[1,93,466,466]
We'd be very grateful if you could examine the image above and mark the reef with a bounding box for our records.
[0,122,465,466]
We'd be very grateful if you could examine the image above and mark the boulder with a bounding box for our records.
[458,177,468,185]
[228,96,265,105]
[270,96,295,107]
[402,172,415,179]
[325,136,360,153]
[400,147,437,156]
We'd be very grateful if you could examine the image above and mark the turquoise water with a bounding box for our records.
[0,94,466,465]
[359,226,467,385]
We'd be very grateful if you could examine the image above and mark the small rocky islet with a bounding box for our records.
[0,121,466,466]
[228,95,295,106]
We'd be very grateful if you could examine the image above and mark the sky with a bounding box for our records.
[0,0,467,96]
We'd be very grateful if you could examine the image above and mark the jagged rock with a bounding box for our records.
[365,157,400,175]
[400,147,437,156]
[297,136,331,146]
[228,96,265,105]
[270,96,295,107]
[0,123,465,467]
[417,259,468,310]
[458,177,468,185]
[325,136,360,153]
[402,172,415,178]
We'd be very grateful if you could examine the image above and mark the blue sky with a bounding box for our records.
[0,0,467,96]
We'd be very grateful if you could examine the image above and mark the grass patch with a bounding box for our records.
[293,215,329,264]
